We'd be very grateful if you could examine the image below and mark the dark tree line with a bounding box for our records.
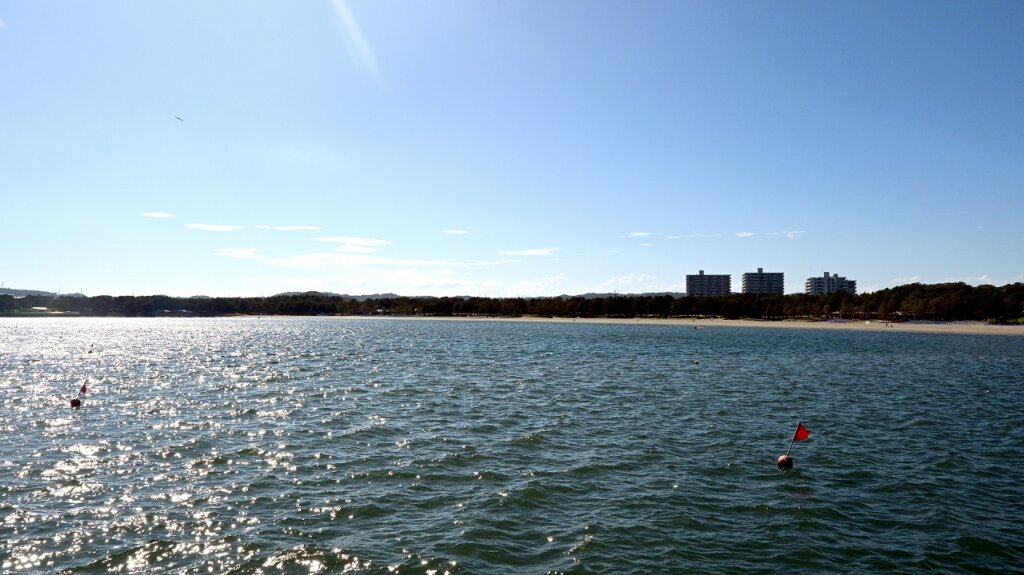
[3,282,1023,322]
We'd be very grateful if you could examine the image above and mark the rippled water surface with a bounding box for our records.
[2,317,1022,574]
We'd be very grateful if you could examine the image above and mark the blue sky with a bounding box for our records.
[2,1,1022,297]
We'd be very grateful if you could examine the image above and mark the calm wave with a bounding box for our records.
[2,317,1022,574]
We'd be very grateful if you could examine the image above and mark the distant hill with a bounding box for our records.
[572,292,687,300]
[273,291,401,301]
[2,288,682,301]
[269,291,688,301]
[1,287,86,298]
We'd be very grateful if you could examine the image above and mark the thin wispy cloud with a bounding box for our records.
[329,0,383,86]
[0,19,7,29]
[313,236,389,245]
[892,275,922,285]
[499,248,557,257]
[507,274,566,295]
[444,229,469,235]
[640,243,655,247]
[596,273,676,294]
[470,258,510,267]
[256,225,322,231]
[335,245,383,254]
[764,230,806,239]
[265,253,458,269]
[216,248,266,259]
[313,236,390,253]
[625,232,651,238]
[733,230,808,240]
[686,230,804,240]
[141,211,174,218]
[186,224,243,232]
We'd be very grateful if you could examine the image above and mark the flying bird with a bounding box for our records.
[175,116,184,122]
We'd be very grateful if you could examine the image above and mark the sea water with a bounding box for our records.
[1,317,1022,574]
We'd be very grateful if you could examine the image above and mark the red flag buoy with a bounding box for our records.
[792,422,810,442]
[71,382,88,408]
[778,422,810,471]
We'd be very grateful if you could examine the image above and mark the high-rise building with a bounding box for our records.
[686,270,731,297]
[742,267,785,295]
[805,272,857,295]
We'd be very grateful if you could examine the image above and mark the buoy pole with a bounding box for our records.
[785,421,802,456]
[778,422,808,471]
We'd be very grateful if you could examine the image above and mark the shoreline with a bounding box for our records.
[358,315,1024,336]
[4,313,1022,336]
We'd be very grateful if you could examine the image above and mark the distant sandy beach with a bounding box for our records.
[369,315,1024,336]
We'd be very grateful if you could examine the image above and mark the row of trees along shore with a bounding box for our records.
[3,282,1023,323]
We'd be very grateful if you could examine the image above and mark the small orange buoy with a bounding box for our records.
[776,454,793,471]
[70,398,82,408]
